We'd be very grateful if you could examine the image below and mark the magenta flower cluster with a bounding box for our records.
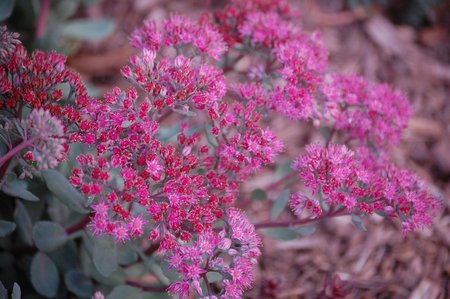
[0,0,441,297]
[0,26,88,176]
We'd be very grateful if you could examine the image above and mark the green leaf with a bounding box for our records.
[88,262,126,286]
[93,236,118,277]
[0,0,15,21]
[0,281,7,299]
[273,160,293,182]
[80,0,102,6]
[205,124,218,148]
[157,125,179,142]
[251,188,267,201]
[30,252,59,298]
[206,272,222,283]
[48,240,78,273]
[117,244,138,266]
[270,189,290,220]
[11,282,21,299]
[160,258,180,282]
[351,214,367,231]
[137,253,169,286]
[42,170,88,214]
[32,221,68,252]
[59,19,115,41]
[52,0,80,21]
[142,293,172,299]
[260,227,297,240]
[13,200,33,245]
[64,269,94,298]
[319,126,332,140]
[294,225,316,236]
[107,285,142,299]
[0,220,16,237]
[1,181,40,202]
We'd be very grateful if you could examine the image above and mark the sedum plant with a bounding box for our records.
[0,0,441,298]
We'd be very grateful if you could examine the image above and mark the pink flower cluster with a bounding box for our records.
[2,0,441,296]
[68,12,285,296]
[291,144,441,234]
[167,208,260,299]
[215,0,295,47]
[67,0,439,296]
[130,14,227,60]
[323,74,412,148]
[216,3,329,121]
[0,26,88,176]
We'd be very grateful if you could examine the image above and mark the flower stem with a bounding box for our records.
[125,279,168,292]
[266,171,297,191]
[66,213,92,234]
[325,126,336,148]
[35,0,52,39]
[254,207,347,229]
[0,137,38,169]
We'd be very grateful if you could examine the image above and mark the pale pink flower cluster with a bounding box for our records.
[24,109,65,171]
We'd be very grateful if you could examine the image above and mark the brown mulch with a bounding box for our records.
[67,0,450,298]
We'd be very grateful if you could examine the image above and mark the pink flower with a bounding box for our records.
[323,74,412,148]
[127,215,147,237]
[240,12,292,46]
[131,15,227,60]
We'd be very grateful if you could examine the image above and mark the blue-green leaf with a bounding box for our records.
[251,188,267,201]
[0,220,16,237]
[0,281,7,299]
[107,285,142,299]
[59,19,115,41]
[32,221,68,252]
[294,225,316,236]
[11,282,21,299]
[117,244,138,266]
[270,189,290,219]
[260,227,297,240]
[64,269,94,298]
[52,0,80,21]
[1,181,40,202]
[93,236,118,277]
[273,160,293,182]
[30,252,59,298]
[157,125,179,142]
[351,214,367,231]
[160,258,180,282]
[0,0,15,21]
[205,124,218,148]
[42,170,88,214]
[13,200,33,245]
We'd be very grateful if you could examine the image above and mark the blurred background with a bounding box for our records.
[2,0,450,298]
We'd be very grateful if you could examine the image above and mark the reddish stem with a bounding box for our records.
[125,279,168,292]
[35,0,52,39]
[254,207,347,229]
[265,171,297,191]
[325,126,336,148]
[66,213,92,234]
[0,137,38,169]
